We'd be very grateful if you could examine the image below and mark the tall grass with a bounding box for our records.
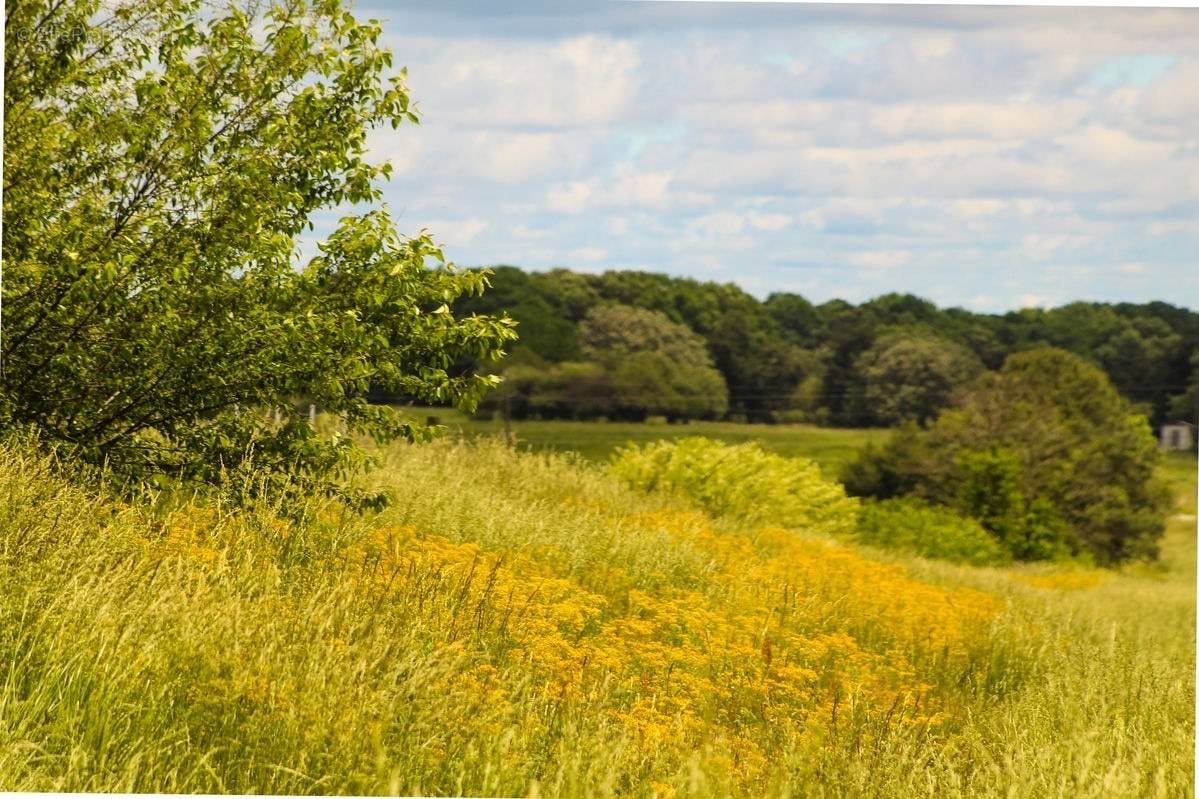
[0,436,1193,796]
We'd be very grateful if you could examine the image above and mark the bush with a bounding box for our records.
[953,450,1075,561]
[855,498,1010,566]
[609,437,859,537]
[841,422,932,500]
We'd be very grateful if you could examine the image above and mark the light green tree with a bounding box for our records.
[580,305,728,420]
[2,0,515,499]
[854,333,984,425]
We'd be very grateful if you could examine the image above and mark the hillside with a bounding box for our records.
[2,437,1192,797]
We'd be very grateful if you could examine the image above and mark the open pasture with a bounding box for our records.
[406,405,886,474]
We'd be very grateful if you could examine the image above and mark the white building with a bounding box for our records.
[1159,423,1195,451]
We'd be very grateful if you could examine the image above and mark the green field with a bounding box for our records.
[1161,452,1198,516]
[405,406,887,474]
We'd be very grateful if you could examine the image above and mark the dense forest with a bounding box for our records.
[447,266,1199,429]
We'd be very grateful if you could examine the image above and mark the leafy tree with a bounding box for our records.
[537,268,602,322]
[854,333,984,426]
[847,348,1170,563]
[860,293,941,329]
[764,292,820,348]
[610,351,730,421]
[998,302,1188,427]
[1093,318,1181,423]
[936,308,1007,369]
[581,305,729,420]
[705,314,809,422]
[953,449,1073,561]
[527,361,617,420]
[1,0,515,497]
[589,272,808,421]
[580,305,715,369]
[608,354,678,422]
[455,266,592,363]
[840,422,932,500]
[808,300,878,426]
[1167,352,1199,425]
[504,297,583,363]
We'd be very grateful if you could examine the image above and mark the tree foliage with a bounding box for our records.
[854,333,983,425]
[1167,351,1199,426]
[479,306,729,422]
[2,0,515,496]
[855,497,1010,566]
[845,348,1171,563]
[459,266,1197,430]
[580,305,714,370]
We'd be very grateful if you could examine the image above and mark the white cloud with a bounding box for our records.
[547,181,593,214]
[569,246,608,264]
[847,250,913,269]
[1056,125,1177,166]
[408,217,489,247]
[606,216,631,236]
[396,34,641,128]
[870,101,1084,141]
[541,165,716,215]
[1137,57,1199,129]
[909,35,956,62]
[747,211,793,231]
[372,126,602,186]
[610,167,673,209]
[358,6,1199,310]
[1115,262,1148,274]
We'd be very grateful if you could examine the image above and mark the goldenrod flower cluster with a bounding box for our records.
[345,506,1002,789]
[1011,570,1109,591]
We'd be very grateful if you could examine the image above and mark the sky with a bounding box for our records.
[328,1,1198,311]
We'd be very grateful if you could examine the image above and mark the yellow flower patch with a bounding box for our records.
[338,505,1010,791]
[141,507,226,565]
[1011,571,1109,591]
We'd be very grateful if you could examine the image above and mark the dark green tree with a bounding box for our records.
[1167,352,1199,425]
[845,348,1170,563]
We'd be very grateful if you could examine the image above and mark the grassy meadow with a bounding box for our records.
[0,428,1193,797]
[407,405,886,474]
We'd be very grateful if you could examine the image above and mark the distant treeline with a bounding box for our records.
[438,266,1198,429]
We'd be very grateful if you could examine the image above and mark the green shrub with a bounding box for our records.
[609,436,859,537]
[954,449,1076,561]
[841,422,931,500]
[856,498,1010,566]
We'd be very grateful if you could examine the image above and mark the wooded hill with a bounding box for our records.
[451,266,1199,429]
